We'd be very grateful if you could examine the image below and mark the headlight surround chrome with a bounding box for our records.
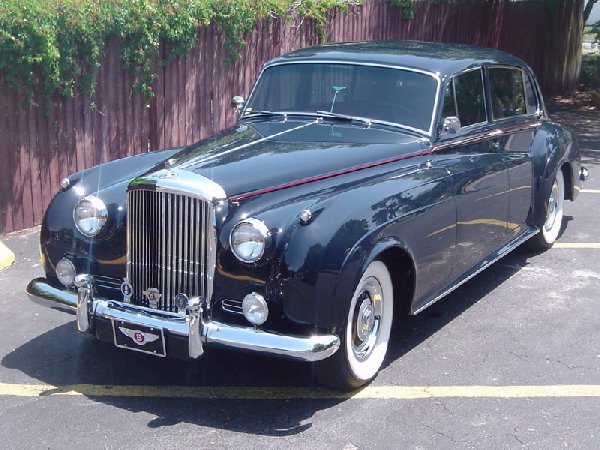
[230,218,270,263]
[73,195,108,237]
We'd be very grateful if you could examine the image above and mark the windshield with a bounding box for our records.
[244,62,438,134]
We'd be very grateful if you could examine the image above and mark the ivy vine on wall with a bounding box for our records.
[4,0,422,107]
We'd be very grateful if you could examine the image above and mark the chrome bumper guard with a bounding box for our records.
[27,277,340,362]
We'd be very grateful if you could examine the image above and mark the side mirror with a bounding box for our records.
[231,96,244,113]
[442,116,461,134]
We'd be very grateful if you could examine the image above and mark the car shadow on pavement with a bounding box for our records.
[383,247,534,370]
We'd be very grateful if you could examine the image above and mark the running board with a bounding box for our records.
[412,226,539,315]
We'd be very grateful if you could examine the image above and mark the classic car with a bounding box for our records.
[28,41,587,390]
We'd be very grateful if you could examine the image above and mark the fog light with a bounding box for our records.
[242,292,268,326]
[174,293,189,313]
[56,258,76,287]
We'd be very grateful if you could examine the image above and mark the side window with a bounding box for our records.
[442,69,486,128]
[488,68,527,119]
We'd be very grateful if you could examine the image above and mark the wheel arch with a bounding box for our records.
[330,238,417,332]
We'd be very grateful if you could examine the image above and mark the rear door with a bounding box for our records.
[486,66,539,235]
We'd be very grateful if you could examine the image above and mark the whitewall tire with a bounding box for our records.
[314,260,394,390]
[528,169,565,250]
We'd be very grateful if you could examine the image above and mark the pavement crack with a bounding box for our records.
[421,423,458,444]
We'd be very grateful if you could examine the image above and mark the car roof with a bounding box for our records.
[266,41,527,78]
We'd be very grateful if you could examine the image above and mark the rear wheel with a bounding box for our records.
[527,169,564,251]
[314,260,394,391]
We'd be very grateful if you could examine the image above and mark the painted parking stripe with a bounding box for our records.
[553,243,600,249]
[3,383,600,399]
[581,189,600,193]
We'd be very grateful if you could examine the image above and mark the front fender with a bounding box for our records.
[279,161,443,331]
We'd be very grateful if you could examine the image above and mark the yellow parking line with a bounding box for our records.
[0,241,15,270]
[553,243,600,249]
[3,383,600,399]
[581,189,600,193]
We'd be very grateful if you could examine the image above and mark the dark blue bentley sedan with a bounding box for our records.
[28,41,586,390]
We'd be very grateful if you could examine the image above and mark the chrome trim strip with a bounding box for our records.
[413,227,539,315]
[26,279,340,362]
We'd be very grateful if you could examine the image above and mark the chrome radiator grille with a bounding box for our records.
[126,189,215,313]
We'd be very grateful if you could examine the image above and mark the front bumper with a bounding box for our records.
[27,277,340,362]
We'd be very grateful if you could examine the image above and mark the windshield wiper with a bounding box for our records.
[316,111,372,127]
[316,111,427,136]
[241,110,285,118]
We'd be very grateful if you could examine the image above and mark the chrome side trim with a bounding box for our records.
[412,227,539,315]
[26,279,340,362]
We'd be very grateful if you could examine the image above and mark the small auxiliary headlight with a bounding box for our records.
[73,195,108,237]
[230,218,270,263]
[242,292,268,326]
[56,258,76,287]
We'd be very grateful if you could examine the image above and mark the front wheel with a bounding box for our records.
[313,260,394,391]
[527,169,565,251]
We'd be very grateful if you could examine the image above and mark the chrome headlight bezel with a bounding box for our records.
[229,218,270,264]
[73,195,108,237]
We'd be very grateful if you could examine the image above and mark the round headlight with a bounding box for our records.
[230,218,269,263]
[73,195,108,237]
[242,292,268,326]
[56,258,76,287]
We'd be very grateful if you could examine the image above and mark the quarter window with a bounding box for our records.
[488,68,527,119]
[523,72,539,115]
[442,69,486,128]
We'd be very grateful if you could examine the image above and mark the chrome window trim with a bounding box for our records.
[244,60,441,137]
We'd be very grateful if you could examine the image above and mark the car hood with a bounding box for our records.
[146,119,429,199]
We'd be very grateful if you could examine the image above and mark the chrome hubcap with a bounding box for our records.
[351,277,383,361]
[356,298,375,342]
[544,179,559,232]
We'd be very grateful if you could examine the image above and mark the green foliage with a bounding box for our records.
[592,21,600,42]
[0,0,362,106]
[387,0,417,19]
[581,53,600,89]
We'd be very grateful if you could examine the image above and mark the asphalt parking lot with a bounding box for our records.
[1,103,599,448]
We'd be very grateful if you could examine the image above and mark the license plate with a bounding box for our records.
[112,320,166,357]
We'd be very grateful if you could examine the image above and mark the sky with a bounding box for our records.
[588,2,600,24]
